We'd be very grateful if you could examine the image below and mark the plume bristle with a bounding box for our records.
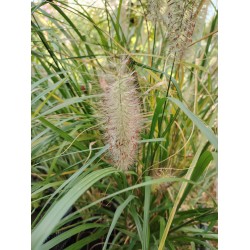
[147,0,203,60]
[99,58,143,171]
[164,0,199,59]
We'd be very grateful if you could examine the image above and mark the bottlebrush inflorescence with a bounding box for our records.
[99,58,143,171]
[148,0,208,60]
[164,0,199,57]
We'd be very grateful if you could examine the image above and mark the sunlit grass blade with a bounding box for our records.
[168,97,218,150]
[158,138,208,250]
[33,94,102,119]
[41,223,106,250]
[32,167,117,249]
[178,150,214,208]
[103,195,135,250]
[142,176,151,250]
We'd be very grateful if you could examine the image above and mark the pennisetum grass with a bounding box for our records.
[31,0,217,249]
[152,0,209,139]
[99,57,143,171]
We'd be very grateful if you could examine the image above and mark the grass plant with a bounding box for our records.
[31,0,218,249]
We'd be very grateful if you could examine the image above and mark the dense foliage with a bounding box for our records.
[31,0,218,249]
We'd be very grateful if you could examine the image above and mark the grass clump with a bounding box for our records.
[31,0,218,249]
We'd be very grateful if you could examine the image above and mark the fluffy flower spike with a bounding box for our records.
[147,0,207,61]
[99,58,143,171]
[147,0,167,23]
[164,0,199,59]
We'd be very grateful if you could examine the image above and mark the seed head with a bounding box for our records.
[147,0,166,23]
[147,0,201,61]
[164,0,199,60]
[99,58,143,171]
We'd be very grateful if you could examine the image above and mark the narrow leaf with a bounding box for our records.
[168,97,218,150]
